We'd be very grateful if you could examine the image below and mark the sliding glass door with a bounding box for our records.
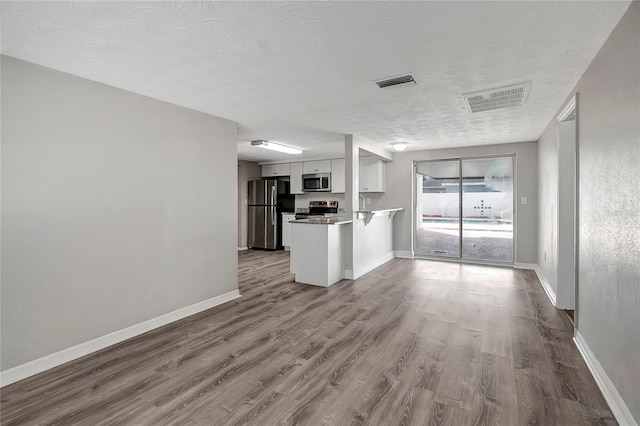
[415,160,460,258]
[461,157,513,262]
[415,156,514,263]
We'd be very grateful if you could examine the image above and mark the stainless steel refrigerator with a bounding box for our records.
[248,179,291,250]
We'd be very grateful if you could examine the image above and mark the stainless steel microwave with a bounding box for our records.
[302,173,331,192]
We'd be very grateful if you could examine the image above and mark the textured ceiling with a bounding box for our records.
[0,1,631,162]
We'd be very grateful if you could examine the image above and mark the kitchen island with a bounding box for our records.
[290,218,352,287]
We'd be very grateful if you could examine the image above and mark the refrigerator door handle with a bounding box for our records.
[271,206,276,226]
[271,185,276,205]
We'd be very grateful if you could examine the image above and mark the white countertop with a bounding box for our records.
[290,218,353,225]
[354,208,404,225]
[354,208,404,214]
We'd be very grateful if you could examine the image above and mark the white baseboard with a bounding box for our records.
[353,251,395,280]
[513,262,536,270]
[394,250,414,259]
[237,246,248,251]
[533,265,557,306]
[0,289,241,388]
[344,269,354,280]
[574,331,638,426]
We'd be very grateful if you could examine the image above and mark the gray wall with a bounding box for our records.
[556,120,577,309]
[1,56,239,371]
[539,3,639,420]
[380,142,538,264]
[237,160,261,248]
[537,119,559,294]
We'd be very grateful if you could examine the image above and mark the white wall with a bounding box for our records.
[1,56,239,371]
[352,215,393,272]
[343,135,395,276]
[379,142,538,264]
[538,3,640,421]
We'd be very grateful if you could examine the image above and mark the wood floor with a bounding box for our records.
[1,251,615,425]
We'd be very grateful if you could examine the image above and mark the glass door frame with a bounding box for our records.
[413,154,516,266]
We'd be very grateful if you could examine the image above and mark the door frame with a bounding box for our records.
[413,154,516,267]
[556,94,579,325]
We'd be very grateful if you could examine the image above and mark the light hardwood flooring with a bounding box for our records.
[0,250,615,425]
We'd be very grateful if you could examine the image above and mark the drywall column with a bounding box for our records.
[344,134,394,279]
[344,134,358,278]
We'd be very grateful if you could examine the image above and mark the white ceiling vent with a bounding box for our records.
[375,74,416,88]
[463,82,530,114]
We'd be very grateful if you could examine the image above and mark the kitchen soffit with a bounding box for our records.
[0,1,631,162]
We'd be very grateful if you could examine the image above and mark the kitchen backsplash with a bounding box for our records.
[294,193,345,209]
[294,192,384,211]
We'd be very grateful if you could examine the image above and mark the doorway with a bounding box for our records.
[556,96,577,322]
[415,156,514,264]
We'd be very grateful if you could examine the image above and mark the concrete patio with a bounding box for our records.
[415,220,513,262]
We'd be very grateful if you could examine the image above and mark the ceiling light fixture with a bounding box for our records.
[391,142,409,151]
[251,140,302,155]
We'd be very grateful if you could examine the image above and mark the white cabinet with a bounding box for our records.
[281,213,296,249]
[261,163,291,177]
[331,159,345,193]
[303,160,331,174]
[290,162,304,194]
[359,156,386,192]
[259,158,384,192]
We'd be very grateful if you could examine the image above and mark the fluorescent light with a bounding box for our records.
[251,140,302,155]
[391,142,409,151]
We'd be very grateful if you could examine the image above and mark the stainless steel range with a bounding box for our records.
[295,200,338,219]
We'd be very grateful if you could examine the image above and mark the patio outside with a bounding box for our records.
[415,217,513,262]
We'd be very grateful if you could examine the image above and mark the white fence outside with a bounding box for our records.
[422,192,513,220]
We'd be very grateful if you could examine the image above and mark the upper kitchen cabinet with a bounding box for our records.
[303,160,331,174]
[261,163,291,177]
[331,159,345,193]
[290,162,304,194]
[359,156,386,192]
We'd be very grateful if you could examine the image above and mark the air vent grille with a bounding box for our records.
[463,82,530,113]
[375,74,416,88]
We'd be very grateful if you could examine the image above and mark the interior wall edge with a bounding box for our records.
[0,290,241,388]
[393,250,414,259]
[534,265,557,306]
[513,262,537,270]
[352,251,394,280]
[574,331,639,426]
